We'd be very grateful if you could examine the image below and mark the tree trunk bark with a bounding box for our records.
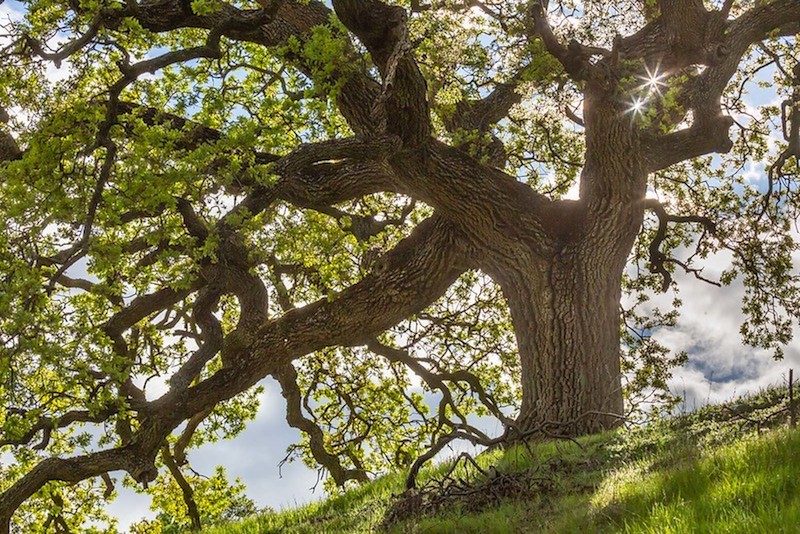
[493,203,643,436]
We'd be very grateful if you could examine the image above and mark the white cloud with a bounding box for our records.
[651,252,800,409]
[184,379,322,513]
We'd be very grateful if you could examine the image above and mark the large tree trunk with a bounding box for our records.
[493,200,644,436]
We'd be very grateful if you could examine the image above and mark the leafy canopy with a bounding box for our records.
[0,0,799,530]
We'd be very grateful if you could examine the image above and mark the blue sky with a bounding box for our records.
[107,379,323,528]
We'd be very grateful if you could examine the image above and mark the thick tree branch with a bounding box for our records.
[332,0,431,146]
[643,115,735,173]
[638,0,800,170]
[527,1,601,81]
[153,215,470,421]
[456,80,522,131]
[275,135,401,176]
[441,75,525,167]
[277,160,398,209]
[0,447,159,531]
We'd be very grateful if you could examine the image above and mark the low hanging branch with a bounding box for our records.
[761,59,800,220]
[643,198,719,292]
[161,445,202,531]
[273,363,370,486]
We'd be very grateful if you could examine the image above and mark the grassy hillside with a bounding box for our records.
[204,387,800,533]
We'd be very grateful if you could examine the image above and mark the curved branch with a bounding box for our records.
[641,1,800,169]
[103,286,195,340]
[332,0,431,146]
[24,11,107,67]
[275,135,400,176]
[277,160,399,209]
[273,363,369,486]
[527,1,601,80]
[161,446,202,531]
[0,408,117,450]
[0,447,157,533]
[643,115,735,173]
[154,215,470,422]
[643,198,718,292]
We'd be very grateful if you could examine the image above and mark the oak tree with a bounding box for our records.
[1,0,799,530]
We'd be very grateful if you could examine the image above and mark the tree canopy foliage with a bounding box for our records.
[0,0,799,530]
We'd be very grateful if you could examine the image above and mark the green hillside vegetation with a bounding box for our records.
[203,387,800,533]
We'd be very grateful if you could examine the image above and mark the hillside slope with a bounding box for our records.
[204,387,800,533]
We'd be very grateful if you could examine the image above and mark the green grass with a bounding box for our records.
[593,429,800,534]
[204,387,800,533]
